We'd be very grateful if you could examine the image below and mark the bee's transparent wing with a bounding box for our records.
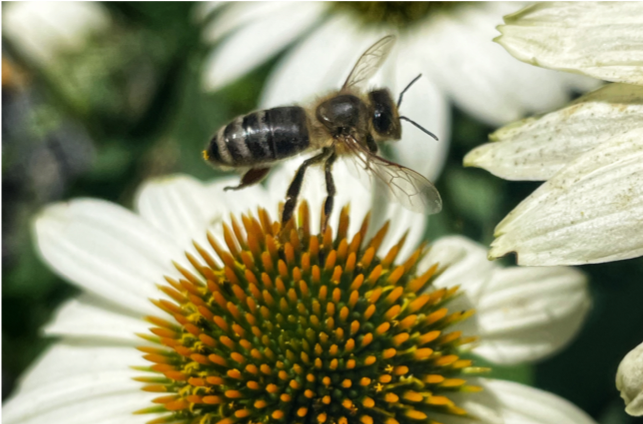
[340,135,442,214]
[342,35,396,91]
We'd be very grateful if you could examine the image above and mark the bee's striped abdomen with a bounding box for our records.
[206,107,310,167]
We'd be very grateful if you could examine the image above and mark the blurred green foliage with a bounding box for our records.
[2,3,643,424]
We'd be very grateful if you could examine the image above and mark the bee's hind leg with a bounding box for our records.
[321,150,337,233]
[282,148,332,225]
[224,167,270,191]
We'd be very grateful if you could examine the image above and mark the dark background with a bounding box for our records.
[2,3,643,423]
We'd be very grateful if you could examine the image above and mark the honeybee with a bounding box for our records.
[204,35,442,231]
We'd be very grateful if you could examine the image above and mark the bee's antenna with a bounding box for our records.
[397,73,422,108]
[399,116,439,141]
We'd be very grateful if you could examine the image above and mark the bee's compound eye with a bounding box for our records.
[368,89,401,139]
[373,109,392,134]
[369,90,393,134]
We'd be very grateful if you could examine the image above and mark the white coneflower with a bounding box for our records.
[3,166,593,424]
[198,2,598,182]
[616,341,643,417]
[464,2,643,266]
[2,2,111,67]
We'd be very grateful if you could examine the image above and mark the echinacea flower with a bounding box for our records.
[3,164,593,424]
[199,2,598,182]
[616,341,643,417]
[464,2,643,266]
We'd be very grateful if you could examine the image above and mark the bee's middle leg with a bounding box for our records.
[282,148,331,225]
[366,133,378,153]
[321,150,337,233]
[224,167,271,191]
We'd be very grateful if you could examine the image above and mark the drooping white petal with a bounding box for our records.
[474,266,589,365]
[420,237,495,339]
[44,295,150,344]
[3,2,110,66]
[202,2,325,91]
[423,236,496,300]
[422,236,590,364]
[260,16,383,108]
[412,3,592,126]
[491,132,643,265]
[3,342,157,424]
[496,2,643,85]
[201,2,300,43]
[136,174,274,277]
[34,199,187,315]
[459,379,596,424]
[390,42,450,182]
[465,83,643,180]
[616,340,643,416]
[192,2,224,23]
[435,378,596,424]
[135,174,226,250]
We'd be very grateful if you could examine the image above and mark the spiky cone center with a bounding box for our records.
[136,202,483,424]
[332,2,455,28]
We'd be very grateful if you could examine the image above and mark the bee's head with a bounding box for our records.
[368,88,401,141]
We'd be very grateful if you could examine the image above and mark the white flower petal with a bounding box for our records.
[496,2,643,85]
[3,2,110,66]
[474,266,589,365]
[391,49,450,182]
[34,199,186,315]
[616,340,643,417]
[135,174,228,252]
[435,378,595,424]
[424,236,496,300]
[202,2,325,91]
[260,16,381,108]
[413,3,585,126]
[44,295,149,344]
[3,342,156,424]
[465,83,643,180]
[201,2,299,43]
[480,379,596,424]
[432,380,503,424]
[491,132,643,265]
[192,2,225,23]
[420,237,495,339]
[423,236,590,364]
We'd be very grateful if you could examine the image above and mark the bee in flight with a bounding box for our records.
[204,35,442,231]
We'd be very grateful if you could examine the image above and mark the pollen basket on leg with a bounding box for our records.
[137,202,483,424]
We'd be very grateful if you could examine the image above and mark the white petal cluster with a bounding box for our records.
[3,169,594,424]
[3,2,111,67]
[495,2,643,85]
[465,3,643,266]
[616,341,643,417]
[488,134,643,266]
